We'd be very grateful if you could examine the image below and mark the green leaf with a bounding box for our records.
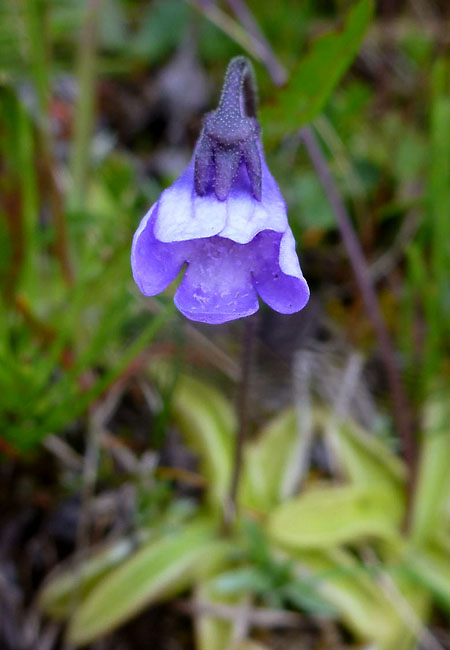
[411,395,450,544]
[67,519,222,646]
[213,566,273,596]
[421,57,450,384]
[281,581,337,617]
[131,0,188,63]
[268,484,403,550]
[288,170,336,230]
[261,0,374,137]
[429,58,450,300]
[99,0,127,50]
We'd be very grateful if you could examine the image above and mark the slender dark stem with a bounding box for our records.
[300,126,417,522]
[224,315,257,532]
[190,0,272,64]
[41,158,74,287]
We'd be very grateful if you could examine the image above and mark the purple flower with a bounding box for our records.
[131,57,309,324]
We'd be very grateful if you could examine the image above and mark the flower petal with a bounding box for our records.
[131,204,188,296]
[174,237,259,324]
[155,158,227,243]
[252,230,310,314]
[154,141,288,246]
[218,141,287,244]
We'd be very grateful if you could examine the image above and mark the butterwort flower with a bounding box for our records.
[131,56,309,324]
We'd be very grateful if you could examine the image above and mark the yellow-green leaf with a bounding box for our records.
[411,395,450,544]
[240,408,305,512]
[321,410,406,490]
[194,580,239,650]
[295,549,428,650]
[67,519,220,646]
[166,374,235,510]
[407,539,450,614]
[268,484,403,550]
[39,534,147,619]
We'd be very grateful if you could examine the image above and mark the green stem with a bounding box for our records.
[21,0,50,125]
[69,0,103,213]
[20,0,74,286]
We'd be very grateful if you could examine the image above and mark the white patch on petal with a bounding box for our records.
[153,141,289,246]
[154,160,227,242]
[131,203,156,256]
[219,143,288,243]
[279,228,303,278]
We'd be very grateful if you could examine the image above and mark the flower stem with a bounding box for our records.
[224,315,257,532]
[188,0,269,66]
[300,126,417,526]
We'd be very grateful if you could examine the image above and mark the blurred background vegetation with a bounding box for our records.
[1,0,450,648]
